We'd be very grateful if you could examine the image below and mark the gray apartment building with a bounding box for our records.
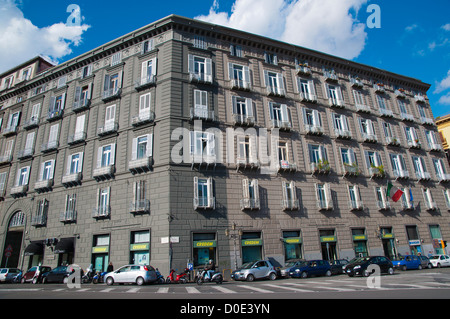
[0,15,449,275]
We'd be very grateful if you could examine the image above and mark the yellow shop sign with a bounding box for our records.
[193,241,217,248]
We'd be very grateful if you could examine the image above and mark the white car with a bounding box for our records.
[105,265,157,286]
[429,255,450,268]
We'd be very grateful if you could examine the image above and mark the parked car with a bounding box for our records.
[329,259,349,275]
[279,259,305,277]
[429,255,450,268]
[288,260,332,278]
[42,265,83,284]
[231,260,278,282]
[418,255,433,269]
[392,255,422,270]
[104,265,157,286]
[0,268,21,283]
[21,266,52,284]
[344,256,394,277]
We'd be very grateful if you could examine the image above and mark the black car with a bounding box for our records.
[329,259,349,275]
[42,266,83,284]
[344,256,394,277]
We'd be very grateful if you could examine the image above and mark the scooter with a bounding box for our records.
[92,271,107,284]
[166,268,189,283]
[82,264,94,283]
[196,269,223,285]
[155,268,165,284]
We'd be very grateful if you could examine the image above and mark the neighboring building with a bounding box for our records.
[0,15,449,275]
[436,114,450,164]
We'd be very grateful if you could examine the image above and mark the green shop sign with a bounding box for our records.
[193,240,217,248]
[352,235,367,241]
[284,237,302,244]
[320,236,337,243]
[92,246,109,253]
[130,243,149,251]
[241,239,262,246]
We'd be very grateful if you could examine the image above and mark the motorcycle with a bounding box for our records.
[92,271,107,284]
[82,264,94,283]
[196,269,223,285]
[155,268,165,284]
[166,268,189,284]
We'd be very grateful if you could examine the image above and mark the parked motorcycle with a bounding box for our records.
[82,265,94,283]
[92,271,107,284]
[196,269,223,285]
[166,268,189,283]
[155,268,165,284]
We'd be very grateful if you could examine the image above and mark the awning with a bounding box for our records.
[24,241,44,256]
[54,237,74,254]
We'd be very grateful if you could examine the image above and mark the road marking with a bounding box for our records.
[100,287,115,292]
[313,286,355,292]
[384,283,437,289]
[237,285,274,293]
[186,286,201,294]
[127,287,140,293]
[211,286,236,294]
[157,287,169,293]
[263,283,313,293]
[76,288,90,292]
[52,288,65,292]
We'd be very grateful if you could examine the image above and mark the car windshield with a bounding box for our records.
[350,257,370,263]
[240,262,256,269]
[391,257,404,261]
[430,255,440,260]
[284,261,300,267]
[53,266,67,272]
[0,269,7,274]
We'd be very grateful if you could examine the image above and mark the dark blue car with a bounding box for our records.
[392,255,423,270]
[288,260,331,278]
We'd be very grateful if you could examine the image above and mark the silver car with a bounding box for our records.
[231,260,277,282]
[105,265,157,286]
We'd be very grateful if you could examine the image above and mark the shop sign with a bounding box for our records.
[130,243,149,251]
[320,236,336,243]
[408,240,421,246]
[284,237,302,244]
[242,239,262,246]
[92,246,109,253]
[382,233,394,239]
[352,235,367,241]
[193,240,216,248]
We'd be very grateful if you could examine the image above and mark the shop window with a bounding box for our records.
[192,233,216,267]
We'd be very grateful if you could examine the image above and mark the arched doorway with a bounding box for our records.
[1,211,25,268]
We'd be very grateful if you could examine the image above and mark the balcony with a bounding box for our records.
[240,198,260,211]
[270,119,291,131]
[131,111,155,127]
[317,199,333,211]
[31,214,46,227]
[236,157,260,171]
[407,140,421,149]
[377,201,391,211]
[189,72,213,84]
[41,141,59,153]
[17,148,33,160]
[334,128,351,139]
[92,206,111,219]
[425,201,437,211]
[420,116,435,126]
[23,117,39,130]
[304,124,323,136]
[130,199,150,214]
[230,79,252,91]
[350,77,363,88]
[93,165,115,181]
[299,92,317,103]
[401,201,414,211]
[386,136,400,147]
[361,133,377,143]
[282,199,299,211]
[193,196,215,210]
[68,131,86,145]
[190,108,217,122]
[328,97,345,108]
[373,83,385,93]
[379,108,394,118]
[266,86,286,97]
[134,75,156,91]
[102,87,121,102]
[97,122,118,136]
[428,143,443,152]
[128,156,152,174]
[34,179,53,192]
[414,94,426,103]
[2,125,18,136]
[400,112,415,122]
[355,103,370,113]
[233,114,255,126]
[72,98,91,112]
[277,161,297,172]
[47,109,63,122]
[61,172,82,187]
[393,169,409,180]
[416,171,431,181]
[0,154,12,165]
[349,200,364,211]
[60,210,77,223]
[310,161,331,175]
[342,164,359,177]
[10,185,28,197]
[369,166,385,178]
[324,71,338,82]
[296,64,312,76]
[437,173,450,183]
[395,89,406,99]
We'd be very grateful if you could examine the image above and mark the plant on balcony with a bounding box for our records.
[318,159,331,172]
[370,163,385,176]
[344,162,359,175]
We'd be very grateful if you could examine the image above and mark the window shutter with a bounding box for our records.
[24,166,30,185]
[104,74,110,93]
[277,73,284,94]
[146,133,153,157]
[75,114,85,134]
[249,135,258,163]
[49,160,55,179]
[207,177,214,209]
[314,183,320,202]
[188,54,194,73]
[141,61,148,82]
[25,132,35,149]
[78,152,84,173]
[349,148,357,165]
[193,177,199,209]
[245,98,253,118]
[205,58,212,82]
[97,146,102,168]
[281,181,287,201]
[268,102,274,120]
[49,96,56,112]
[132,137,137,161]
[313,110,321,127]
[74,86,81,103]
[242,178,249,199]
[60,93,66,110]
[49,124,59,143]
[228,63,234,80]
[325,183,333,209]
[243,66,250,84]
[281,104,288,122]
[110,144,116,165]
[264,70,270,88]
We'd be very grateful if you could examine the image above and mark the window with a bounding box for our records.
[353,90,368,111]
[341,148,359,176]
[140,58,157,85]
[33,199,48,226]
[412,156,430,180]
[192,90,210,119]
[190,131,216,163]
[21,68,31,81]
[315,183,333,210]
[359,118,377,141]
[74,84,92,108]
[444,189,450,210]
[400,188,414,210]
[432,158,450,181]
[422,188,436,210]
[96,144,115,169]
[237,135,258,165]
[103,72,122,99]
[382,122,398,145]
[309,144,327,164]
[228,63,251,90]
[232,96,254,124]
[297,78,316,102]
[141,39,154,54]
[49,94,66,113]
[67,152,83,175]
[375,187,389,210]
[5,111,20,131]
[0,172,7,196]
[132,134,153,160]
[241,179,260,210]
[96,187,111,217]
[302,108,322,134]
[348,185,363,210]
[325,83,344,107]
[2,139,14,158]
[110,52,122,66]
[131,181,149,213]
[404,126,420,148]
[16,166,30,186]
[264,71,285,96]
[376,95,393,117]
[138,93,152,120]
[2,76,14,90]
[230,44,243,57]
[332,113,351,138]
[264,52,278,65]
[193,177,215,209]
[40,160,55,181]
[62,194,77,222]
[282,181,298,210]
[188,55,212,83]
[425,130,442,151]
[389,154,408,179]
[364,150,383,175]
[269,102,290,129]
[81,65,92,78]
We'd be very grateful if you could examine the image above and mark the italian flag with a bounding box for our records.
[386,182,403,202]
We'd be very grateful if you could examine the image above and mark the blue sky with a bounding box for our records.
[1,0,449,117]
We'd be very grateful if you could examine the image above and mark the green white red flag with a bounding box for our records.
[386,182,403,202]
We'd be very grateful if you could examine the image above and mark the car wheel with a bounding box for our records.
[387,267,394,275]
[21,277,25,284]
[32,277,38,284]
[268,272,277,280]
[246,274,255,282]
[63,276,69,284]
[106,277,114,286]
[136,277,145,286]
[418,265,422,270]
[428,263,432,269]
[437,263,441,268]
[300,272,308,279]
[42,277,48,284]
[363,270,370,277]
[402,265,407,271]
[325,270,332,277]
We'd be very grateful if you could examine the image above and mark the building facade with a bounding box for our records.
[0,15,449,275]
[436,114,450,165]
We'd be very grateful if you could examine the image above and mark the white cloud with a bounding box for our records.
[0,0,90,73]
[434,69,450,94]
[196,0,368,60]
[438,92,450,105]
[441,23,450,31]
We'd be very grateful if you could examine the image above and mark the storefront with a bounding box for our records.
[91,234,110,272]
[192,233,217,267]
[54,237,75,265]
[319,229,338,261]
[282,231,302,261]
[1,211,25,268]
[380,227,397,260]
[352,228,368,257]
[241,232,263,264]
[130,230,150,265]
[430,225,444,255]
[24,241,44,268]
[406,225,422,255]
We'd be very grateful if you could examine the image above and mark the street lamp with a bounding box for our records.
[225,223,243,270]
